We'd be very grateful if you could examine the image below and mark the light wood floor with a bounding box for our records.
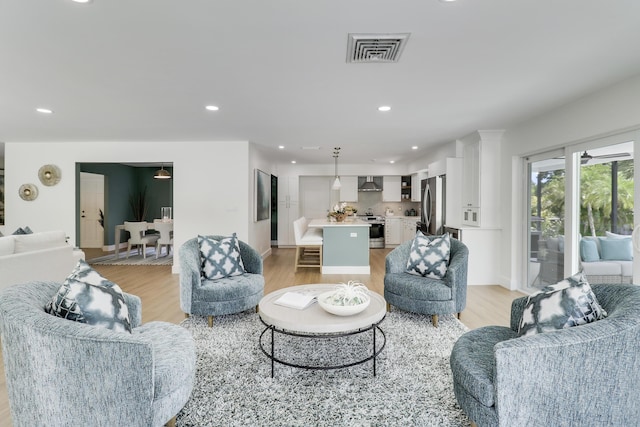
[0,247,524,424]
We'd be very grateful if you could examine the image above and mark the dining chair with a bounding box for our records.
[124,221,159,259]
[154,221,174,259]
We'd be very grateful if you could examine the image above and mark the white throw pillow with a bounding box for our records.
[517,272,607,337]
[405,232,451,279]
[44,260,132,333]
[198,234,246,280]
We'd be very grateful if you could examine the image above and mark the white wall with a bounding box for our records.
[0,151,4,235]
[500,73,640,289]
[249,143,278,257]
[5,141,253,273]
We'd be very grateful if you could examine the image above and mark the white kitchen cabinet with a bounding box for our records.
[462,207,480,226]
[382,176,401,202]
[462,140,480,210]
[277,176,299,247]
[456,227,501,285]
[411,174,421,202]
[385,217,403,246]
[339,176,358,202]
[460,131,503,228]
[402,218,418,242]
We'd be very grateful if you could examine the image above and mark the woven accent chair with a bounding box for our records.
[0,281,195,427]
[384,237,468,327]
[450,284,640,426]
[179,235,264,327]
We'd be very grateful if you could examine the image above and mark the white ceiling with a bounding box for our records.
[2,0,640,164]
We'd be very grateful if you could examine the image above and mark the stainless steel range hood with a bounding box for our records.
[358,176,382,192]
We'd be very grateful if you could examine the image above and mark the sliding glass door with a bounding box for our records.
[527,154,566,290]
[578,141,634,284]
[524,134,638,292]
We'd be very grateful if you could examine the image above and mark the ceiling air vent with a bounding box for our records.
[346,33,410,63]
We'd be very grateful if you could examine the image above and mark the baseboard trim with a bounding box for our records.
[321,266,370,275]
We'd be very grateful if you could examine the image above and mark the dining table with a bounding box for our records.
[113,221,172,259]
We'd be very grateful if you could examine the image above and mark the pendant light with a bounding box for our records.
[332,147,342,190]
[154,164,171,179]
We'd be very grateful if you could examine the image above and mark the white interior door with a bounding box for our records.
[80,172,105,248]
[300,176,332,219]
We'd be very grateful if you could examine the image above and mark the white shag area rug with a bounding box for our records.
[177,310,471,427]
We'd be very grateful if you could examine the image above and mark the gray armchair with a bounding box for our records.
[384,237,468,326]
[0,281,195,427]
[450,284,640,426]
[179,235,264,327]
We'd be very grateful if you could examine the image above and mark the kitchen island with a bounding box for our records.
[308,218,371,274]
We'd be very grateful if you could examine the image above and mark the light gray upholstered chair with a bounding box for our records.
[450,284,640,427]
[384,236,468,327]
[124,221,159,259]
[0,281,196,427]
[179,235,264,327]
[153,221,174,259]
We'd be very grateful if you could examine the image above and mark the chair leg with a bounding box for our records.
[470,422,477,427]
[432,314,439,328]
[185,313,190,318]
[208,316,214,327]
[294,246,301,272]
[386,302,391,312]
[255,305,259,313]
[142,244,147,259]
[165,416,176,427]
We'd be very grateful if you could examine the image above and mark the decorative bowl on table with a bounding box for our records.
[318,281,370,316]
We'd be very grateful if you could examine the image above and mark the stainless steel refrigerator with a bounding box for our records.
[420,175,446,235]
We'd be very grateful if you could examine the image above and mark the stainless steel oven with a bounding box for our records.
[360,216,385,248]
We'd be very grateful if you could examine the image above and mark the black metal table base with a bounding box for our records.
[259,316,386,378]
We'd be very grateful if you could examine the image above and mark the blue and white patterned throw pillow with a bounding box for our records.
[517,272,607,337]
[198,234,246,280]
[45,259,132,333]
[406,232,451,279]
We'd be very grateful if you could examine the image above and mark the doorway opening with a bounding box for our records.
[77,162,173,261]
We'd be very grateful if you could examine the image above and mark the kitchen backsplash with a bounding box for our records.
[343,192,420,216]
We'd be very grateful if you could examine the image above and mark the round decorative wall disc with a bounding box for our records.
[19,183,39,201]
[38,164,61,186]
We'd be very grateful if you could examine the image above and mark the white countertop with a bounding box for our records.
[308,218,371,227]
[384,215,420,220]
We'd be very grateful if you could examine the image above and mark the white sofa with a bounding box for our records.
[539,234,632,284]
[0,231,85,291]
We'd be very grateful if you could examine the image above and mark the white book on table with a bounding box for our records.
[274,291,318,310]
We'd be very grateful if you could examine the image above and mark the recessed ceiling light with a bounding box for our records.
[389,160,395,164]
[72,0,91,3]
[36,108,53,114]
[378,106,391,112]
[205,105,219,111]
[291,160,296,164]
[412,146,418,150]
[278,145,285,149]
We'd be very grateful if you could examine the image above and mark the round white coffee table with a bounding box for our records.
[258,284,386,377]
